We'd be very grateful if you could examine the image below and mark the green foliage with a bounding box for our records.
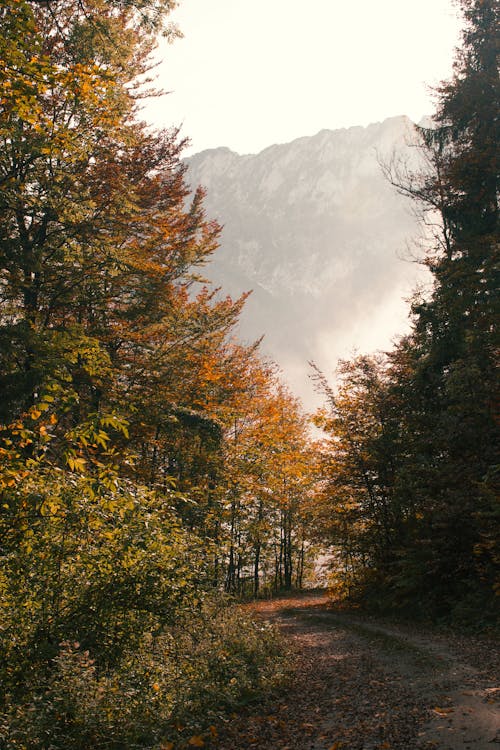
[0,467,205,680]
[1,598,289,750]
[0,376,294,747]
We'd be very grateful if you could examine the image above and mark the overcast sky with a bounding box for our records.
[142,0,462,155]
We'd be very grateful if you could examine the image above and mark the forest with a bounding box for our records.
[0,0,498,748]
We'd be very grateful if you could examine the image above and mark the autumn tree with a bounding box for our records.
[0,0,173,417]
[222,369,316,596]
[0,0,249,491]
[0,3,297,746]
[312,356,409,601]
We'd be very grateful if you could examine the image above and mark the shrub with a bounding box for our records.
[1,599,290,750]
[0,469,291,749]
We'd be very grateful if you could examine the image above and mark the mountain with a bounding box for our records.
[185,116,428,408]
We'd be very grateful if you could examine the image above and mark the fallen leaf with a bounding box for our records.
[433,707,454,716]
[188,736,205,747]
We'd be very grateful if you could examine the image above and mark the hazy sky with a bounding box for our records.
[143,0,462,155]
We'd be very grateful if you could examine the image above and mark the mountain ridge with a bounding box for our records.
[185,115,429,407]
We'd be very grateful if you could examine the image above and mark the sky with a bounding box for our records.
[142,0,463,156]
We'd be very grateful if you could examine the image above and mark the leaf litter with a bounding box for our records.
[214,592,499,750]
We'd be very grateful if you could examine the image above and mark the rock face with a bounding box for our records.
[185,115,428,407]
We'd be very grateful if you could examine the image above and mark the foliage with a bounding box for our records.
[313,0,499,623]
[0,3,311,748]
[221,368,317,597]
[0,470,203,670]
[0,413,292,747]
[1,598,289,750]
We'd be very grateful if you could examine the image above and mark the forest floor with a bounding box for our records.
[215,591,499,750]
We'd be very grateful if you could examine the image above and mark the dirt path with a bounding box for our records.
[216,592,499,750]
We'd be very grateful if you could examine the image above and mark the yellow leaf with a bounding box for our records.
[433,707,453,716]
[152,683,160,692]
[188,736,205,747]
[161,742,174,750]
[67,456,86,472]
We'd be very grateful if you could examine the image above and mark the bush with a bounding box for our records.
[0,468,291,749]
[0,470,207,685]
[1,599,290,750]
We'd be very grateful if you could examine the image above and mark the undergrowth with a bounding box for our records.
[0,597,291,749]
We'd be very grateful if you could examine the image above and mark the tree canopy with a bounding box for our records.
[313,0,499,622]
[0,2,316,746]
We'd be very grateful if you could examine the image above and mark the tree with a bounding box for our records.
[311,357,407,602]
[0,5,296,746]
[0,0,248,493]
[397,0,499,613]
[316,0,499,619]
[222,371,316,596]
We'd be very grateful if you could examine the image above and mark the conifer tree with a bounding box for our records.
[315,0,499,617]
[398,0,499,609]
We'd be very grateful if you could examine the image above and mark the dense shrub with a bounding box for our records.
[1,600,289,749]
[0,469,290,749]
